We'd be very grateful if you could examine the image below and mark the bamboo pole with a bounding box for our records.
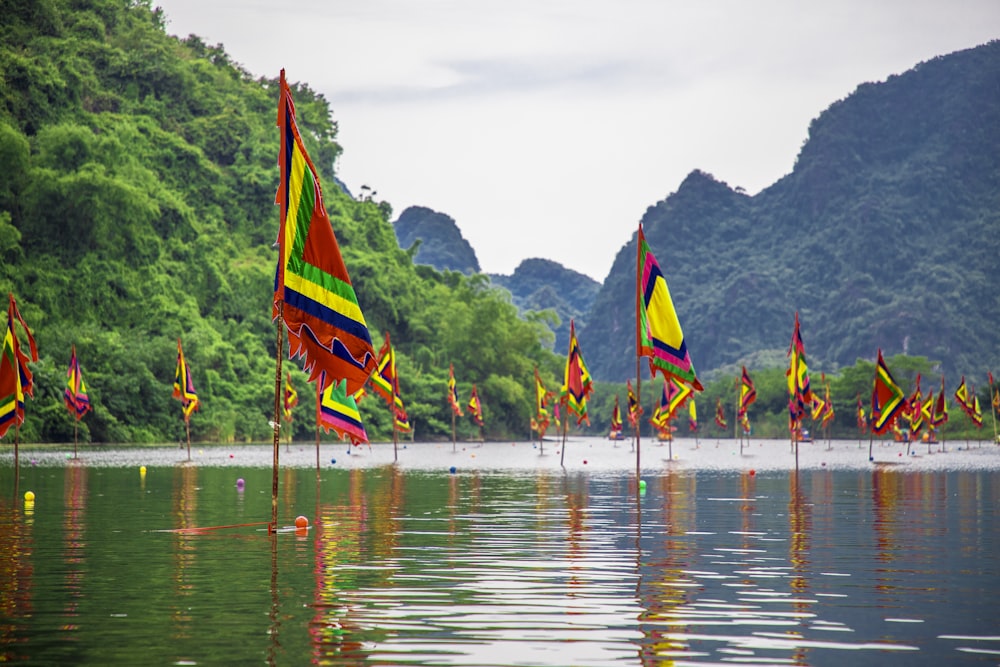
[560,397,568,467]
[989,372,998,446]
[270,303,285,534]
[634,228,642,486]
[315,382,321,477]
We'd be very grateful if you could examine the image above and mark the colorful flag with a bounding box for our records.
[990,371,1000,414]
[636,225,702,390]
[626,379,642,429]
[283,370,299,421]
[714,397,727,429]
[318,375,368,445]
[650,378,671,430]
[821,376,835,426]
[856,393,867,432]
[370,332,406,417]
[870,349,904,435]
[610,395,623,436]
[172,338,199,420]
[533,367,552,438]
[688,397,698,432]
[0,294,38,438]
[811,393,827,421]
[739,366,757,416]
[666,376,693,420]
[740,411,751,434]
[448,363,463,416]
[786,312,813,422]
[395,405,412,433]
[907,374,923,436]
[64,345,92,421]
[561,319,593,425]
[921,391,935,425]
[468,384,484,427]
[954,376,970,417]
[971,394,984,427]
[274,70,375,395]
[932,376,949,428]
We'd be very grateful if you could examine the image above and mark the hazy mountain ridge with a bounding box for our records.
[584,41,1000,382]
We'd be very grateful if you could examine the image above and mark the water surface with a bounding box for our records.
[1,442,998,665]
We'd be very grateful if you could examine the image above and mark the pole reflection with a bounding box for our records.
[170,464,198,640]
[639,470,697,664]
[788,470,812,666]
[0,493,33,662]
[61,462,88,635]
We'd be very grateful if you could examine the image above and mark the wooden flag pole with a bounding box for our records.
[391,383,399,462]
[270,303,285,534]
[315,382,321,476]
[634,228,642,486]
[735,377,742,455]
[988,371,998,445]
[560,397,568,467]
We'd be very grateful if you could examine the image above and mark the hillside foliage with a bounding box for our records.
[0,0,564,444]
[584,42,1000,392]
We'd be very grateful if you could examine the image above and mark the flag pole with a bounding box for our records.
[452,410,457,452]
[270,302,285,533]
[560,396,568,467]
[735,376,742,455]
[634,227,642,485]
[988,371,998,445]
[185,413,191,462]
[391,376,399,462]
[867,379,876,462]
[315,381,321,476]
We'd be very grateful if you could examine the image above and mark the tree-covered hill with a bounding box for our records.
[488,258,600,353]
[584,41,1000,386]
[390,206,598,353]
[393,205,481,275]
[0,0,564,444]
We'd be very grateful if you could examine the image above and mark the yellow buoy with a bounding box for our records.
[24,491,35,502]
[140,466,147,475]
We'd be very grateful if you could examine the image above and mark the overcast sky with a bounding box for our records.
[154,0,999,281]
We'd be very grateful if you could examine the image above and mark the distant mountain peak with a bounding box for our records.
[392,206,481,275]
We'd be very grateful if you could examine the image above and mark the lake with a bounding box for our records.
[1,438,999,665]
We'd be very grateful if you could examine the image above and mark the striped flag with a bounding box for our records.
[468,384,484,427]
[636,225,702,390]
[274,70,375,394]
[318,375,368,445]
[870,349,904,435]
[0,294,38,438]
[448,364,463,416]
[172,338,199,420]
[283,371,299,421]
[561,319,593,425]
[64,345,91,420]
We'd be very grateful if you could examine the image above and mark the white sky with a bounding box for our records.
[154,0,999,281]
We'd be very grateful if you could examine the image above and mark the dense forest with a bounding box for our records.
[0,1,995,445]
[0,0,566,445]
